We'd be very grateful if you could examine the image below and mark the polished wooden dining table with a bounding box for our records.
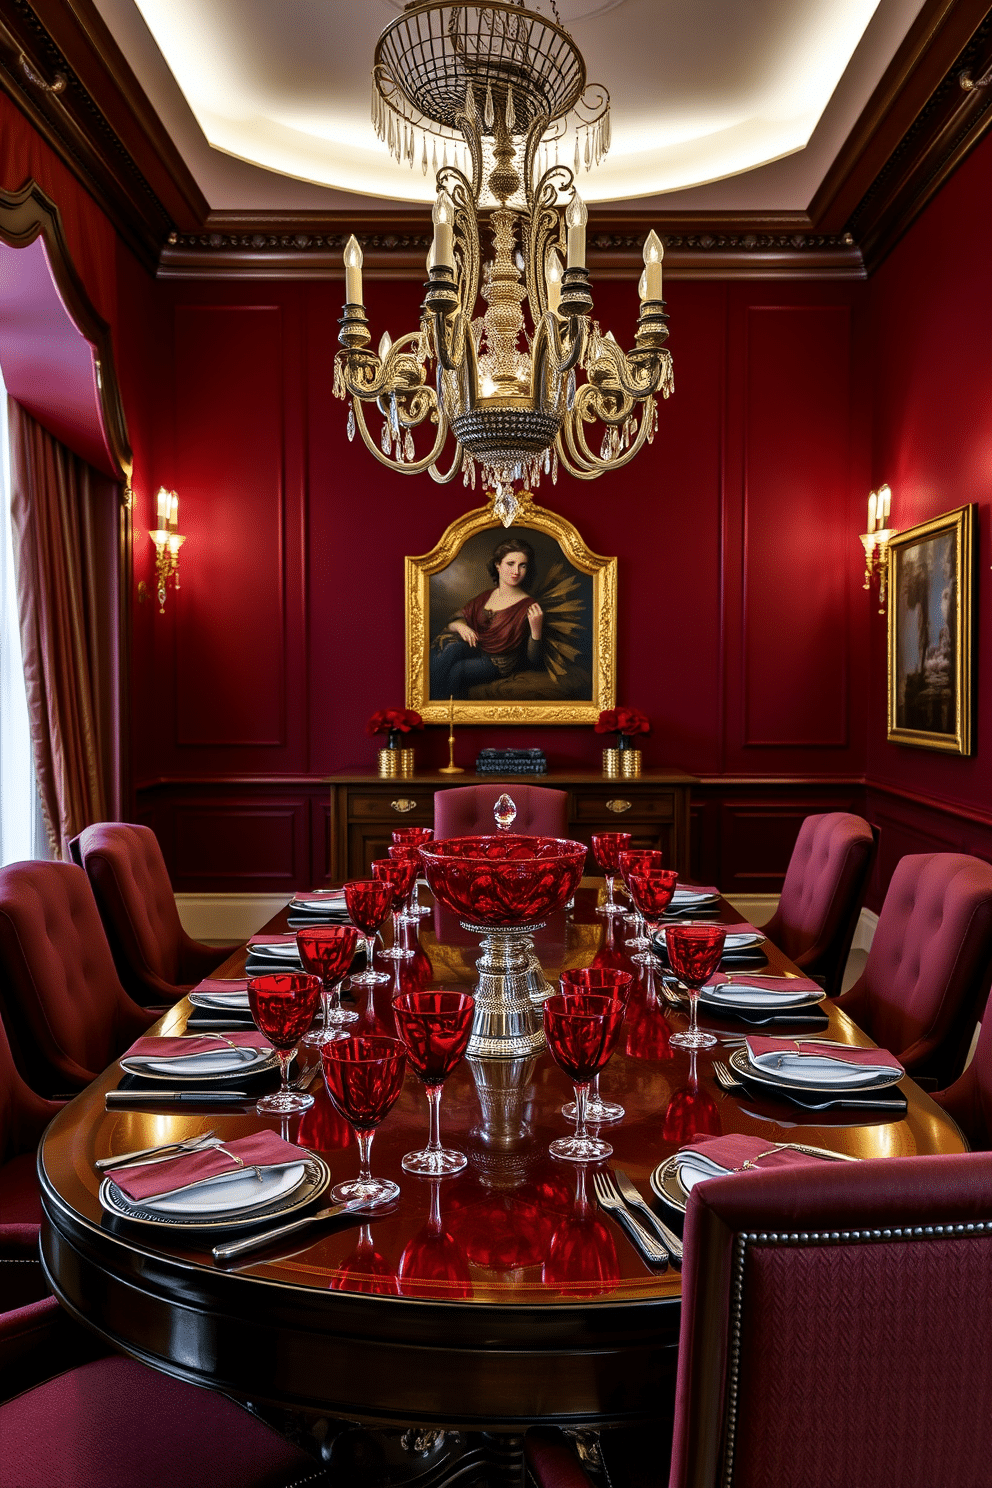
[37,884,965,1483]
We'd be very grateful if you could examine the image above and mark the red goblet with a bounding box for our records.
[391,828,433,917]
[627,869,679,965]
[559,968,633,1124]
[344,879,393,988]
[618,848,665,952]
[388,843,423,923]
[296,924,360,1044]
[590,832,631,916]
[665,921,726,1050]
[321,1034,407,1207]
[392,990,475,1176]
[542,993,627,1163]
[247,971,323,1114]
[372,856,418,961]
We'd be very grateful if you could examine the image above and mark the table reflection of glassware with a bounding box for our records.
[626,869,679,965]
[590,912,630,975]
[247,972,323,1114]
[542,1166,620,1298]
[559,969,633,1124]
[622,965,673,1062]
[297,1084,355,1151]
[371,856,417,961]
[590,832,631,916]
[665,922,726,1050]
[391,828,433,917]
[543,993,626,1163]
[392,991,475,1176]
[321,1035,406,1207]
[661,1048,722,1142]
[618,849,665,952]
[388,844,423,925]
[329,1223,399,1296]
[296,925,360,1044]
[344,879,393,988]
[397,1179,472,1299]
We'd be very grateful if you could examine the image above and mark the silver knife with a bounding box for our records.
[105,1090,251,1105]
[613,1169,683,1266]
[212,1198,371,1262]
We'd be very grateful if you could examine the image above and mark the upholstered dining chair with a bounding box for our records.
[0,861,157,1096]
[526,1150,992,1488]
[759,811,874,997]
[834,851,992,1087]
[434,782,568,839]
[933,983,992,1149]
[73,822,233,1006]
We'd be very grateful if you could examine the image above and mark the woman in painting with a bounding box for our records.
[430,538,544,700]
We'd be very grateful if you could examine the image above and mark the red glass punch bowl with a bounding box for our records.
[419,836,587,927]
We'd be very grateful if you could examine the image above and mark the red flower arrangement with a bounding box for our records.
[368,708,424,749]
[594,707,650,749]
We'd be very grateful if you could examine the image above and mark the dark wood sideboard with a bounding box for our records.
[328,770,695,881]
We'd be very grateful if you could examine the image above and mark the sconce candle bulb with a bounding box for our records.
[150,487,185,614]
[861,484,896,612]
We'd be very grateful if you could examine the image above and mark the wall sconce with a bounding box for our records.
[860,483,895,613]
[150,487,185,614]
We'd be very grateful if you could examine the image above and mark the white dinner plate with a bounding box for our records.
[119,1044,277,1081]
[650,1145,856,1213]
[140,1162,306,1216]
[728,1045,904,1095]
[247,942,300,957]
[670,889,720,906]
[189,991,252,1011]
[99,1153,331,1233]
[700,981,824,1010]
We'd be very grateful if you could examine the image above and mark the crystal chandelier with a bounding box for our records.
[334,0,674,526]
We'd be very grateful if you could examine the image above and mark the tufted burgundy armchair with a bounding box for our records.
[0,861,156,1096]
[835,851,992,1088]
[934,985,992,1149]
[759,812,874,998]
[74,823,233,1006]
[527,1151,992,1488]
[433,783,568,839]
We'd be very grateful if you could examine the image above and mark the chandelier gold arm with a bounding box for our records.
[428,444,466,484]
[526,164,572,321]
[350,395,451,476]
[557,392,654,478]
[437,168,480,319]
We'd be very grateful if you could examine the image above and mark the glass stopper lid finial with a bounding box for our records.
[494,794,517,831]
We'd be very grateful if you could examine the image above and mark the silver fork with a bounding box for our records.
[612,1169,683,1265]
[712,1060,746,1093]
[289,1061,320,1092]
[95,1130,218,1171]
[591,1171,668,1269]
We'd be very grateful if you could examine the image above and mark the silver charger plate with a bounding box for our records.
[119,1045,279,1083]
[650,1144,857,1213]
[728,1045,904,1095]
[99,1152,331,1233]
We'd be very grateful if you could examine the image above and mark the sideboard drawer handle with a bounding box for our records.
[391,798,418,814]
[605,798,632,814]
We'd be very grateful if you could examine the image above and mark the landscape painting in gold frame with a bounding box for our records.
[887,504,974,754]
[406,493,616,724]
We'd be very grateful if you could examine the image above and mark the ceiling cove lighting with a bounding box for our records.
[334,0,673,525]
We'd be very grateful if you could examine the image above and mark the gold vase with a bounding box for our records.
[378,748,400,778]
[620,747,642,778]
[399,747,415,778]
[602,747,621,778]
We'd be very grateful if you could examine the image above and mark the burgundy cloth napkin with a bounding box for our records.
[192,978,249,996]
[248,933,297,947]
[702,973,821,994]
[744,1037,903,1072]
[110,1131,307,1203]
[676,1134,828,1186]
[124,1032,271,1061]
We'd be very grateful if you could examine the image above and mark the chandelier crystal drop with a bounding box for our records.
[335,0,674,525]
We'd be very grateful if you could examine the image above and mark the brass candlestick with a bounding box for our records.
[439,694,464,775]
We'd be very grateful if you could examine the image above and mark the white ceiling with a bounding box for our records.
[93,0,927,213]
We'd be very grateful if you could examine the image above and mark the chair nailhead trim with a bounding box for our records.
[721,1219,992,1486]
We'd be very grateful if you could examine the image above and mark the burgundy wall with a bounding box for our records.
[130,271,870,890]
[864,125,992,906]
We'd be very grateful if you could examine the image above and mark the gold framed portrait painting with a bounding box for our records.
[406,494,616,724]
[887,504,974,754]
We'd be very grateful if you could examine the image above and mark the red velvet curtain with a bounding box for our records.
[8,399,119,856]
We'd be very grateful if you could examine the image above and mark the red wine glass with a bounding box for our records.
[559,968,633,1124]
[344,879,393,988]
[542,993,627,1163]
[618,848,665,951]
[296,924,359,1044]
[372,857,417,961]
[392,990,475,1176]
[320,1035,407,1207]
[388,843,423,924]
[391,828,433,917]
[590,832,631,916]
[665,921,726,1050]
[627,869,679,965]
[247,971,322,1114]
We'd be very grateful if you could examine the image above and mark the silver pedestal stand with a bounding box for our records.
[460,920,547,1059]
